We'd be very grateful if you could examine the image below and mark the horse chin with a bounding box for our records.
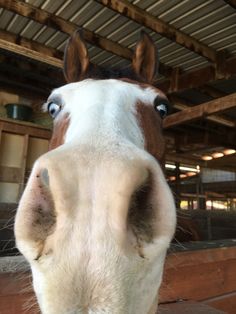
[31,240,167,314]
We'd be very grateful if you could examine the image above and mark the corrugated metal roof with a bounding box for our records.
[0,0,235,73]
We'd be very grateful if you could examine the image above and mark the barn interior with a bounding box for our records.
[0,1,236,313]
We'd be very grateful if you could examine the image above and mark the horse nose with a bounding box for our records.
[15,149,176,263]
[14,155,58,261]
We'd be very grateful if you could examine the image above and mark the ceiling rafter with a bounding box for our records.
[96,0,220,64]
[0,52,63,87]
[159,55,236,93]
[164,93,236,128]
[0,29,63,60]
[0,2,235,93]
[170,95,236,128]
[198,85,226,99]
[0,0,172,78]
[0,36,63,68]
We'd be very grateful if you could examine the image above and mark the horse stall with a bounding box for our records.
[0,1,236,313]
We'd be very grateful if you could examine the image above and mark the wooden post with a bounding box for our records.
[18,134,29,200]
[207,216,212,240]
[175,162,181,209]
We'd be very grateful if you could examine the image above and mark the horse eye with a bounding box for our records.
[47,102,61,119]
[154,98,169,118]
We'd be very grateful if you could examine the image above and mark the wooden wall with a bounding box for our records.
[0,247,235,313]
[0,118,51,203]
[159,246,236,313]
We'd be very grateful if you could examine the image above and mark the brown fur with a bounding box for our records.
[132,31,158,83]
[136,101,165,165]
[49,114,70,150]
[63,31,158,84]
[64,30,90,82]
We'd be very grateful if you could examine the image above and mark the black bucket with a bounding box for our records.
[5,103,32,121]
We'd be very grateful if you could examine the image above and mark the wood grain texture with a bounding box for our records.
[0,247,236,313]
[160,247,236,303]
[158,301,226,314]
[97,0,218,63]
[163,93,236,128]
[0,118,51,139]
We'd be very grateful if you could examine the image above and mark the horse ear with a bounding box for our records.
[132,32,158,83]
[63,30,90,83]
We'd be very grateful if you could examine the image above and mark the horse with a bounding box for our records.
[14,30,176,314]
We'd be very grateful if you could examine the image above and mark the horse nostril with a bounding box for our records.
[128,176,154,253]
[40,168,50,187]
[15,163,56,261]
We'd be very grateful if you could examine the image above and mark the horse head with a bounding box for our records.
[15,30,176,314]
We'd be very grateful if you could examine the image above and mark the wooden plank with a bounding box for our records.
[0,1,130,60]
[0,76,48,101]
[0,38,63,68]
[0,166,21,183]
[159,56,236,93]
[97,0,218,63]
[0,66,51,99]
[0,272,31,297]
[204,292,236,314]
[0,49,64,88]
[159,247,236,303]
[163,93,236,128]
[199,85,226,99]
[0,248,235,313]
[176,180,236,194]
[0,120,51,139]
[0,0,171,78]
[0,294,36,314]
[171,95,235,128]
[0,271,34,312]
[0,29,63,60]
[158,301,226,314]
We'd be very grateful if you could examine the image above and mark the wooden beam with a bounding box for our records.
[0,29,63,60]
[0,52,64,88]
[0,0,172,77]
[0,37,63,68]
[0,77,47,101]
[166,152,236,172]
[0,4,235,91]
[164,93,236,128]
[178,181,236,194]
[159,301,226,314]
[166,125,236,159]
[0,118,51,139]
[0,0,129,56]
[0,1,234,92]
[160,247,236,303]
[0,166,21,183]
[205,292,236,314]
[165,153,204,167]
[224,0,236,9]
[97,0,219,63]
[170,95,236,128]
[0,63,52,99]
[159,56,236,93]
[198,85,226,99]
